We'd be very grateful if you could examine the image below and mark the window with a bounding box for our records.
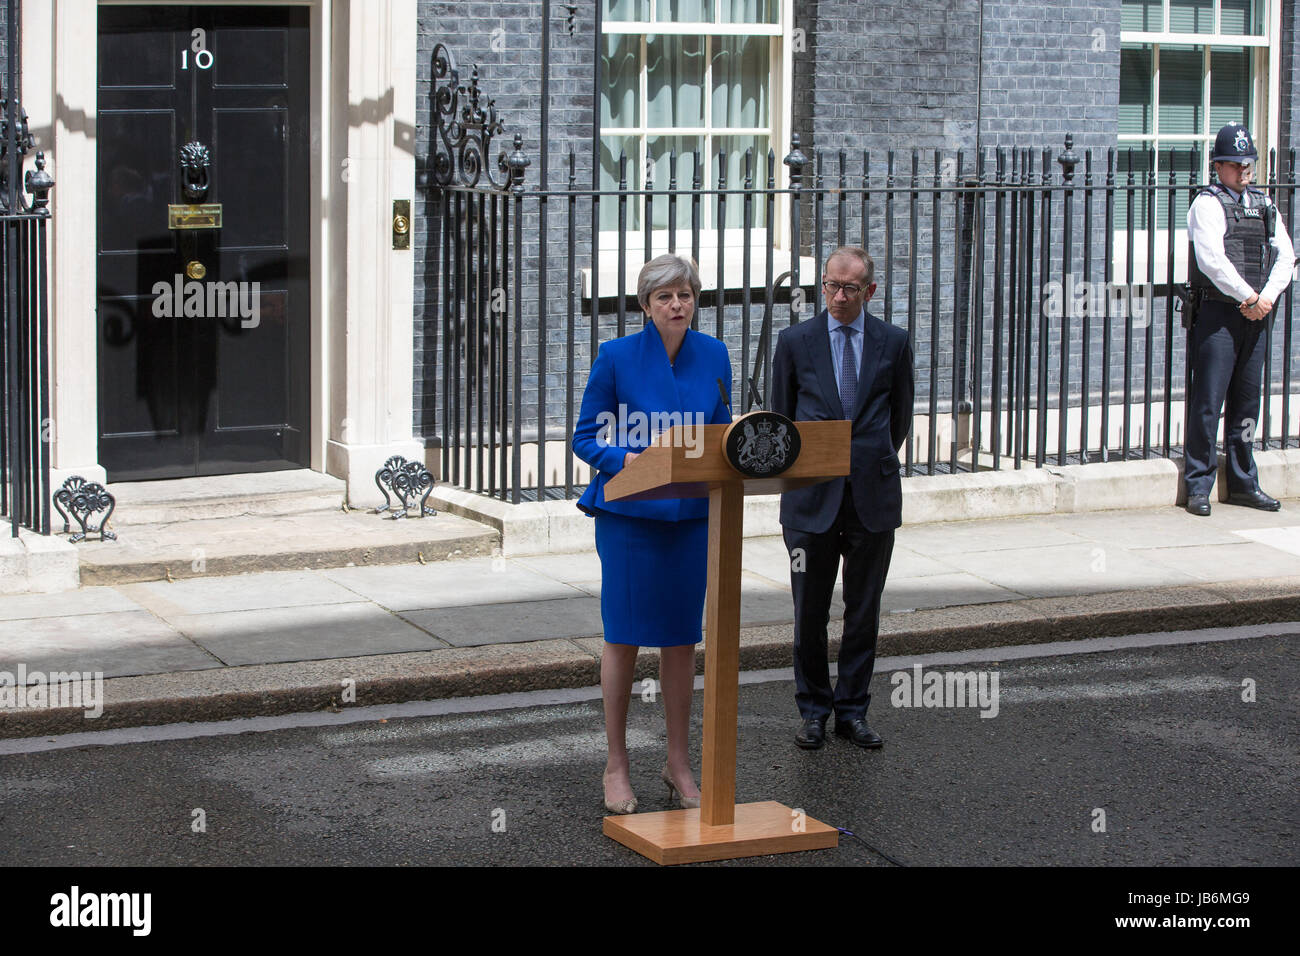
[598,0,786,242]
[1117,0,1279,279]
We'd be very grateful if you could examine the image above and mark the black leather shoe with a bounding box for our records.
[1226,489,1281,511]
[795,717,827,750]
[834,718,883,749]
[1186,494,1211,517]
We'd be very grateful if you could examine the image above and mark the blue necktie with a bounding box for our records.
[838,325,858,415]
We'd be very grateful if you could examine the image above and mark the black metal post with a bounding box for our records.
[565,151,576,497]
[992,148,1006,471]
[971,149,987,473]
[5,0,20,538]
[538,0,550,500]
[741,148,753,411]
[1081,148,1093,463]
[1058,136,1079,466]
[785,136,807,327]
[716,149,726,340]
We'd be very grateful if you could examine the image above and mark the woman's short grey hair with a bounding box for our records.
[637,254,702,310]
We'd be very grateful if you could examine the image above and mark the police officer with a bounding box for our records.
[1185,122,1296,516]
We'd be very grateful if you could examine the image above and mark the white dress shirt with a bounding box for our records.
[1187,185,1296,304]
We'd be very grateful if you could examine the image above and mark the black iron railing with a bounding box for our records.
[421,49,1299,505]
[1,0,56,537]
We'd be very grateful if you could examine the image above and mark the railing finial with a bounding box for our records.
[784,134,808,185]
[26,150,54,217]
[1058,133,1080,183]
[506,133,530,194]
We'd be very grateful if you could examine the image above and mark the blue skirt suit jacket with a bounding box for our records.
[572,321,733,645]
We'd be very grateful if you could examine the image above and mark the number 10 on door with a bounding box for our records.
[182,28,214,70]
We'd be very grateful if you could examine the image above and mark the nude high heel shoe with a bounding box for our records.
[602,773,637,815]
[661,765,701,810]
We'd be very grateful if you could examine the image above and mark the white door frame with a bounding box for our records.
[21,0,419,507]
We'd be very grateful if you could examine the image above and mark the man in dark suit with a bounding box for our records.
[772,246,914,750]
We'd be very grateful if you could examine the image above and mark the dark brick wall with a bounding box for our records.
[793,0,982,156]
[0,0,9,102]
[1283,0,1298,157]
[977,0,1120,152]
[791,0,1120,156]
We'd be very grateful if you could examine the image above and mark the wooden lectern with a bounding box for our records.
[601,417,851,864]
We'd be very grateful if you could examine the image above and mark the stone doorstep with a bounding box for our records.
[106,471,347,526]
[4,577,1298,738]
[436,450,1300,557]
[106,489,346,528]
[74,510,501,587]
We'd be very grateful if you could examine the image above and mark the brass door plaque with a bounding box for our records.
[168,204,223,229]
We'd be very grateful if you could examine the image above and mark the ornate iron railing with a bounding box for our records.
[420,47,1299,505]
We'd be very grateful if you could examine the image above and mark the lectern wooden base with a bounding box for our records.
[603,801,839,865]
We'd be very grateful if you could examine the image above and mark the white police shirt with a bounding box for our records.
[1187,185,1296,304]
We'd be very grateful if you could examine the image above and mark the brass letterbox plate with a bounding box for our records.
[168,204,223,230]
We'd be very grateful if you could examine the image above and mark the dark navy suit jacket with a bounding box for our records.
[572,321,732,521]
[771,309,914,534]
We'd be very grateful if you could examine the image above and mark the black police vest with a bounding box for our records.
[1188,185,1277,303]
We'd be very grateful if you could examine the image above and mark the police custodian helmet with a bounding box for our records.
[1211,122,1258,164]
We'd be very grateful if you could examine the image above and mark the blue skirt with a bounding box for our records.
[594,510,708,647]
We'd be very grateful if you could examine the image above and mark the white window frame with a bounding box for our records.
[1117,0,1282,282]
[587,0,800,296]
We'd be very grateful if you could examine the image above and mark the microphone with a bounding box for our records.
[717,377,731,409]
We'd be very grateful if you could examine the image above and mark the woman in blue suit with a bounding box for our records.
[572,254,733,815]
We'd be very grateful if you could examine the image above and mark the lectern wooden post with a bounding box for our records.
[600,418,850,864]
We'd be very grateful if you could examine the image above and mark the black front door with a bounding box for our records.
[97,5,310,481]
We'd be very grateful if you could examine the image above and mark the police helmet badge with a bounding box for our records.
[723,410,801,477]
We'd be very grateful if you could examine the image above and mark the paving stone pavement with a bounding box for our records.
[5,501,1300,734]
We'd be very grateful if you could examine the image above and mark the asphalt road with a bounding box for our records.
[1,629,1296,867]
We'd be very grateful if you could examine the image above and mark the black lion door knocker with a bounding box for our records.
[179,141,211,201]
